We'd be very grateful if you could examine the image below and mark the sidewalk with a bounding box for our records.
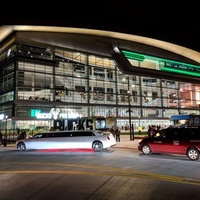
[114,134,144,150]
[0,141,15,149]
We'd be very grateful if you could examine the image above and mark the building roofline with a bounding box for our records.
[0,25,200,64]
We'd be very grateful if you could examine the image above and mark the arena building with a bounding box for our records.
[0,25,200,134]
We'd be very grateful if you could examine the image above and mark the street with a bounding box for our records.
[1,136,200,200]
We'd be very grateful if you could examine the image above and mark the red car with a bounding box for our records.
[138,127,200,161]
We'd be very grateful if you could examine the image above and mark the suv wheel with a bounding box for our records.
[142,144,151,155]
[187,147,199,161]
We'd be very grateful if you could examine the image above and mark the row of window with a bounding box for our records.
[1,43,200,122]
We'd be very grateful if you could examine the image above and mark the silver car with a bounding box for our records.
[15,130,116,152]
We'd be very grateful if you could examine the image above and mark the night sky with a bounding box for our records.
[1,2,199,52]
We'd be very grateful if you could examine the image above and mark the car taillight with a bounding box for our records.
[107,136,110,140]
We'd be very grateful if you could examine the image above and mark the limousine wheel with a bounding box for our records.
[187,147,199,161]
[17,142,26,151]
[142,144,151,155]
[92,141,103,152]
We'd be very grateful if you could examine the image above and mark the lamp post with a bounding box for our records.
[125,77,134,140]
[4,115,8,147]
[127,105,133,140]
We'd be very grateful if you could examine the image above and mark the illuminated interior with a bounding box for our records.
[122,49,200,78]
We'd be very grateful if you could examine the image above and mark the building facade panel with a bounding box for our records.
[0,27,200,135]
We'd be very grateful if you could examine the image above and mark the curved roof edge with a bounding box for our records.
[0,25,200,64]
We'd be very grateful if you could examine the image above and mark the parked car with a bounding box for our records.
[138,127,200,160]
[15,130,116,152]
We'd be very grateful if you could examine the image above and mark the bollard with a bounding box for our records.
[3,137,7,147]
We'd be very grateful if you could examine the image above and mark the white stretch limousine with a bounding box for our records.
[15,130,116,152]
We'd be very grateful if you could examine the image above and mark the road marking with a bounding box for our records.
[0,161,200,186]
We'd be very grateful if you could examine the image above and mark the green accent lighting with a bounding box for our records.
[122,50,145,61]
[121,49,200,78]
[161,67,200,77]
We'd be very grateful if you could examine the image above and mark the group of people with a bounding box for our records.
[17,130,27,140]
[147,125,161,137]
[0,131,7,146]
[109,126,121,142]
[0,129,28,146]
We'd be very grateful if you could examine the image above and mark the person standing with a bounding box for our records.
[110,126,116,139]
[18,130,27,139]
[22,130,27,138]
[115,127,121,142]
[0,131,2,145]
[147,125,151,137]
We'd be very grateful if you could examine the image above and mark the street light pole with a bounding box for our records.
[4,115,8,147]
[127,106,133,140]
[126,77,134,140]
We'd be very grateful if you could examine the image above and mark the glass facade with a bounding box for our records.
[0,39,200,132]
